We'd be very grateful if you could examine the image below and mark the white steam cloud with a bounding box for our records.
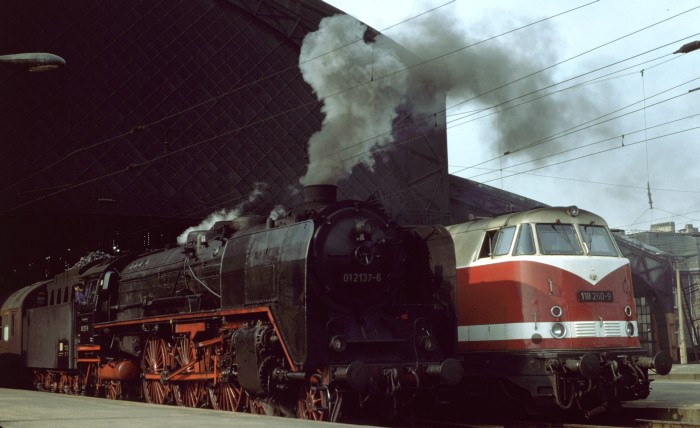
[176,182,268,244]
[268,204,287,221]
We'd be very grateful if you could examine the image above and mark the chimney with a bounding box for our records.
[304,184,337,210]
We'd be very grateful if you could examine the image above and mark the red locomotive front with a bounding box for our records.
[448,206,671,416]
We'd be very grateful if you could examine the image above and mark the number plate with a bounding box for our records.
[577,290,613,302]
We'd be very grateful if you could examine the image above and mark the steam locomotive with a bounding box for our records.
[0,185,462,421]
[446,206,672,417]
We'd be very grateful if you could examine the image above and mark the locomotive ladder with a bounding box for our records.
[76,344,100,395]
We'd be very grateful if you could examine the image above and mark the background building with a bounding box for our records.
[628,222,700,361]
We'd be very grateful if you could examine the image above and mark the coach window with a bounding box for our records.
[514,224,536,255]
[579,225,618,256]
[536,224,583,255]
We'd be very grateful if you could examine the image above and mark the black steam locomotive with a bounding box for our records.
[0,185,462,421]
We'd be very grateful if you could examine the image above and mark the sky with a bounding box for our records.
[324,0,699,233]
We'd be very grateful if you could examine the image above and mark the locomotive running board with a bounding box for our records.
[93,306,300,372]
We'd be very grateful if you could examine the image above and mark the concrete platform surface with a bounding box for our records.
[650,362,700,382]
[0,388,377,428]
[621,365,700,425]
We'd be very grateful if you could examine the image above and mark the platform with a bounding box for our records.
[649,362,700,382]
[3,366,700,427]
[621,363,700,425]
[0,388,376,428]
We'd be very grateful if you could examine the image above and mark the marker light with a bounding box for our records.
[550,306,563,318]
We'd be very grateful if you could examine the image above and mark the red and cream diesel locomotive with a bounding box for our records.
[446,206,672,416]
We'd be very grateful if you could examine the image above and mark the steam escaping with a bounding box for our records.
[299,14,408,186]
[176,182,268,244]
[268,204,287,221]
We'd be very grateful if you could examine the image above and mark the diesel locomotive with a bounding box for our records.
[446,206,672,417]
[0,185,462,421]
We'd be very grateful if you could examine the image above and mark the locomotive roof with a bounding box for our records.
[447,206,608,236]
[446,206,612,266]
[1,280,50,312]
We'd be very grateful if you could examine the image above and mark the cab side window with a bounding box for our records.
[478,226,516,258]
[493,226,516,256]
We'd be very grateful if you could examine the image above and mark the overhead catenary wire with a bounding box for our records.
[449,77,700,178]
[444,50,684,131]
[441,5,700,116]
[620,208,700,231]
[452,114,700,186]
[475,125,700,185]
[458,169,700,196]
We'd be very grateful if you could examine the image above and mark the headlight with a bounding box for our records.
[551,322,567,339]
[566,206,580,217]
[626,322,636,337]
[329,335,347,353]
[416,334,437,352]
[624,306,632,317]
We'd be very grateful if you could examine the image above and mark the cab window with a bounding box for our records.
[478,226,516,258]
[536,224,583,255]
[579,225,618,256]
[514,224,536,255]
[493,226,516,255]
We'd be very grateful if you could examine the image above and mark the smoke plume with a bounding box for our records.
[385,10,600,159]
[176,182,268,244]
[299,14,408,186]
[299,11,606,182]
